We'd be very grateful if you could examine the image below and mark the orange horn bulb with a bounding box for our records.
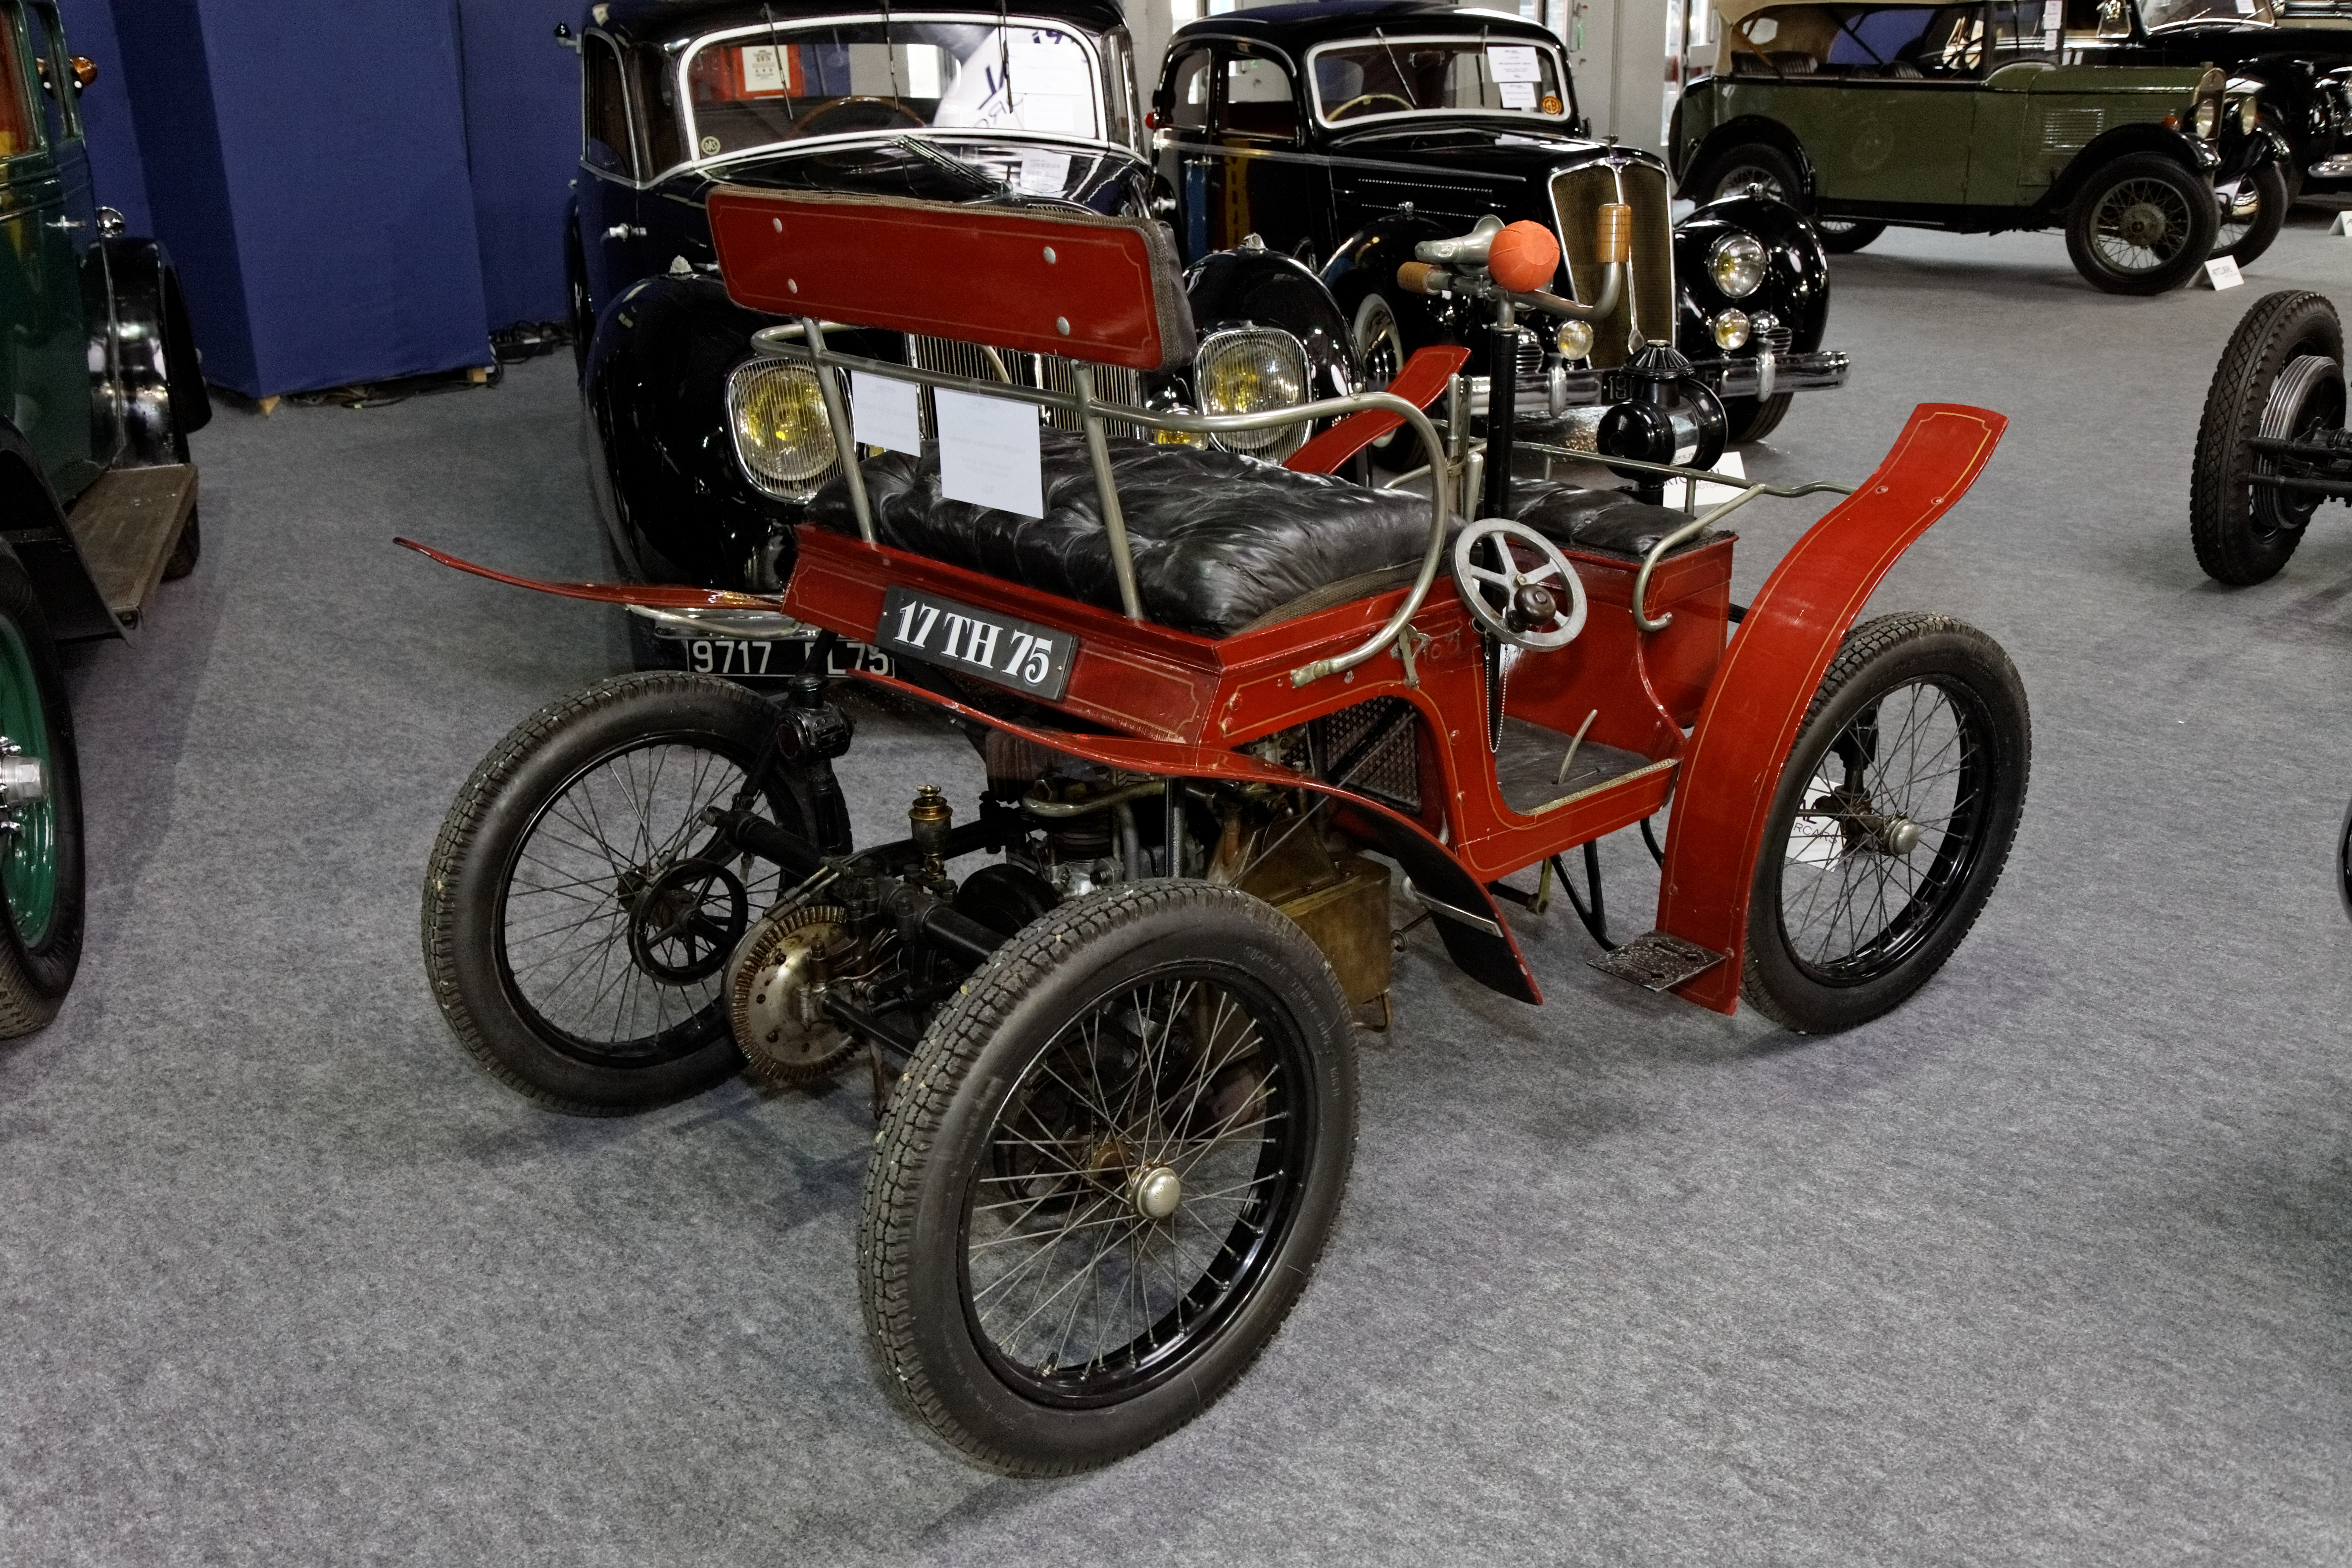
[1487,220,1562,294]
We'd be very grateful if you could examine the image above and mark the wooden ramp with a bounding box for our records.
[66,464,196,631]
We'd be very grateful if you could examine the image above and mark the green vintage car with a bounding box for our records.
[1672,0,2256,293]
[0,2,209,1036]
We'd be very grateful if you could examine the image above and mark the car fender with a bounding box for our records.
[0,416,115,641]
[99,238,211,464]
[1320,211,1458,352]
[1657,403,2007,1014]
[1672,191,1831,358]
[1179,247,1360,405]
[2049,123,2215,209]
[1677,114,1816,200]
[581,272,807,588]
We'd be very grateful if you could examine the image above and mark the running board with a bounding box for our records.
[67,463,196,630]
[1589,930,1726,992]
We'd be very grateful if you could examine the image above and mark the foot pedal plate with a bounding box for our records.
[1590,930,1726,992]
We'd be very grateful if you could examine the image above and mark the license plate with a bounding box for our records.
[653,632,890,681]
[875,586,1078,701]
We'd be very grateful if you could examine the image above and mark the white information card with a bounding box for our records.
[851,370,923,456]
[1486,45,1542,82]
[934,388,1045,518]
[2202,255,2245,291]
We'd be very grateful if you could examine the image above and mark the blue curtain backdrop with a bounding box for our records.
[62,1,581,398]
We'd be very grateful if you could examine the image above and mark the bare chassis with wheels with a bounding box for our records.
[408,189,2030,1474]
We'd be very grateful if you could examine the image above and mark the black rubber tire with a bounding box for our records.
[1693,143,1804,207]
[0,552,81,1037]
[858,881,1357,1475]
[2213,160,2288,267]
[422,672,819,1114]
[2337,794,2352,925]
[1743,614,2030,1033]
[1816,219,1886,255]
[2190,289,2344,585]
[1723,392,1794,444]
[1348,285,1440,475]
[161,506,199,581]
[2063,153,2219,296]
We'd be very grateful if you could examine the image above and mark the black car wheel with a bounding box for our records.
[2190,289,2345,585]
[2064,153,2218,295]
[1693,143,1804,207]
[1722,392,1795,445]
[2337,795,2352,924]
[859,882,1357,1475]
[1743,614,2030,1034]
[422,673,827,1114]
[1350,289,1423,472]
[2212,161,2287,267]
[1816,219,1885,254]
[0,551,81,1038]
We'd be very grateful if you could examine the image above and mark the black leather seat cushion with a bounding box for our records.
[807,432,1436,638]
[1506,479,1717,560]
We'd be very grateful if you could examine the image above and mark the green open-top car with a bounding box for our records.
[1672,0,2277,292]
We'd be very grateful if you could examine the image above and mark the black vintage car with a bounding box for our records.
[2050,0,2352,251]
[1151,0,1849,445]
[566,0,1366,671]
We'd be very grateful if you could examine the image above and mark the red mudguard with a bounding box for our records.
[1656,403,2007,1014]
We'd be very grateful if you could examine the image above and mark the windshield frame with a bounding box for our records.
[1303,33,1577,132]
[669,12,1134,181]
[2137,0,2277,30]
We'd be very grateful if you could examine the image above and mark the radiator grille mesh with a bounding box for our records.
[1551,162,1677,370]
[905,336,1141,440]
[1311,698,1421,814]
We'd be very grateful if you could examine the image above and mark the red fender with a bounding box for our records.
[1655,402,2007,1014]
[851,669,1543,1005]
[392,538,787,611]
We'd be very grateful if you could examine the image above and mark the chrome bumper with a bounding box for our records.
[1509,349,1851,419]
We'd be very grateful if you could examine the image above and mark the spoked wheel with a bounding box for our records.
[2064,153,2217,295]
[422,672,827,1113]
[1694,143,1802,207]
[0,554,81,1037]
[2191,289,2345,585]
[2212,161,2287,267]
[859,882,1356,1475]
[1743,614,2030,1033]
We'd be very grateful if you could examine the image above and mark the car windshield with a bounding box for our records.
[1308,35,1572,125]
[680,18,1114,161]
[2138,0,2275,27]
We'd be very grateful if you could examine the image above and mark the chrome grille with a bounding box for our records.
[1550,162,1676,370]
[904,335,1141,440]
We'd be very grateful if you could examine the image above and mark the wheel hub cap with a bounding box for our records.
[2118,201,2168,248]
[1129,1164,1182,1221]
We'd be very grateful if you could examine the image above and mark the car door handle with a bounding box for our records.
[603,224,646,241]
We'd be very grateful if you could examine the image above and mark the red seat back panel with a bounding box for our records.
[707,187,1197,373]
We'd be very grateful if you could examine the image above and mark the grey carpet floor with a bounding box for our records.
[6,210,2352,1566]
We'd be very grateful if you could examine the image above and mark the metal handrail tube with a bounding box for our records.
[746,325,1454,686]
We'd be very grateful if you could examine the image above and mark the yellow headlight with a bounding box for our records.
[1713,309,1751,350]
[2193,99,2219,139]
[726,362,841,499]
[1197,329,1309,460]
[2239,95,2259,134]
[1708,232,1767,299]
[1556,319,1594,361]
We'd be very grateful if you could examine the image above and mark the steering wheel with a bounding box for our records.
[1329,92,1417,120]
[798,95,929,135]
[1451,519,1587,651]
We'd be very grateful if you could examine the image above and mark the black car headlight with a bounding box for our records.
[1707,232,1766,299]
[727,360,842,500]
[2236,95,2258,135]
[1196,328,1309,461]
[2193,98,2219,139]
